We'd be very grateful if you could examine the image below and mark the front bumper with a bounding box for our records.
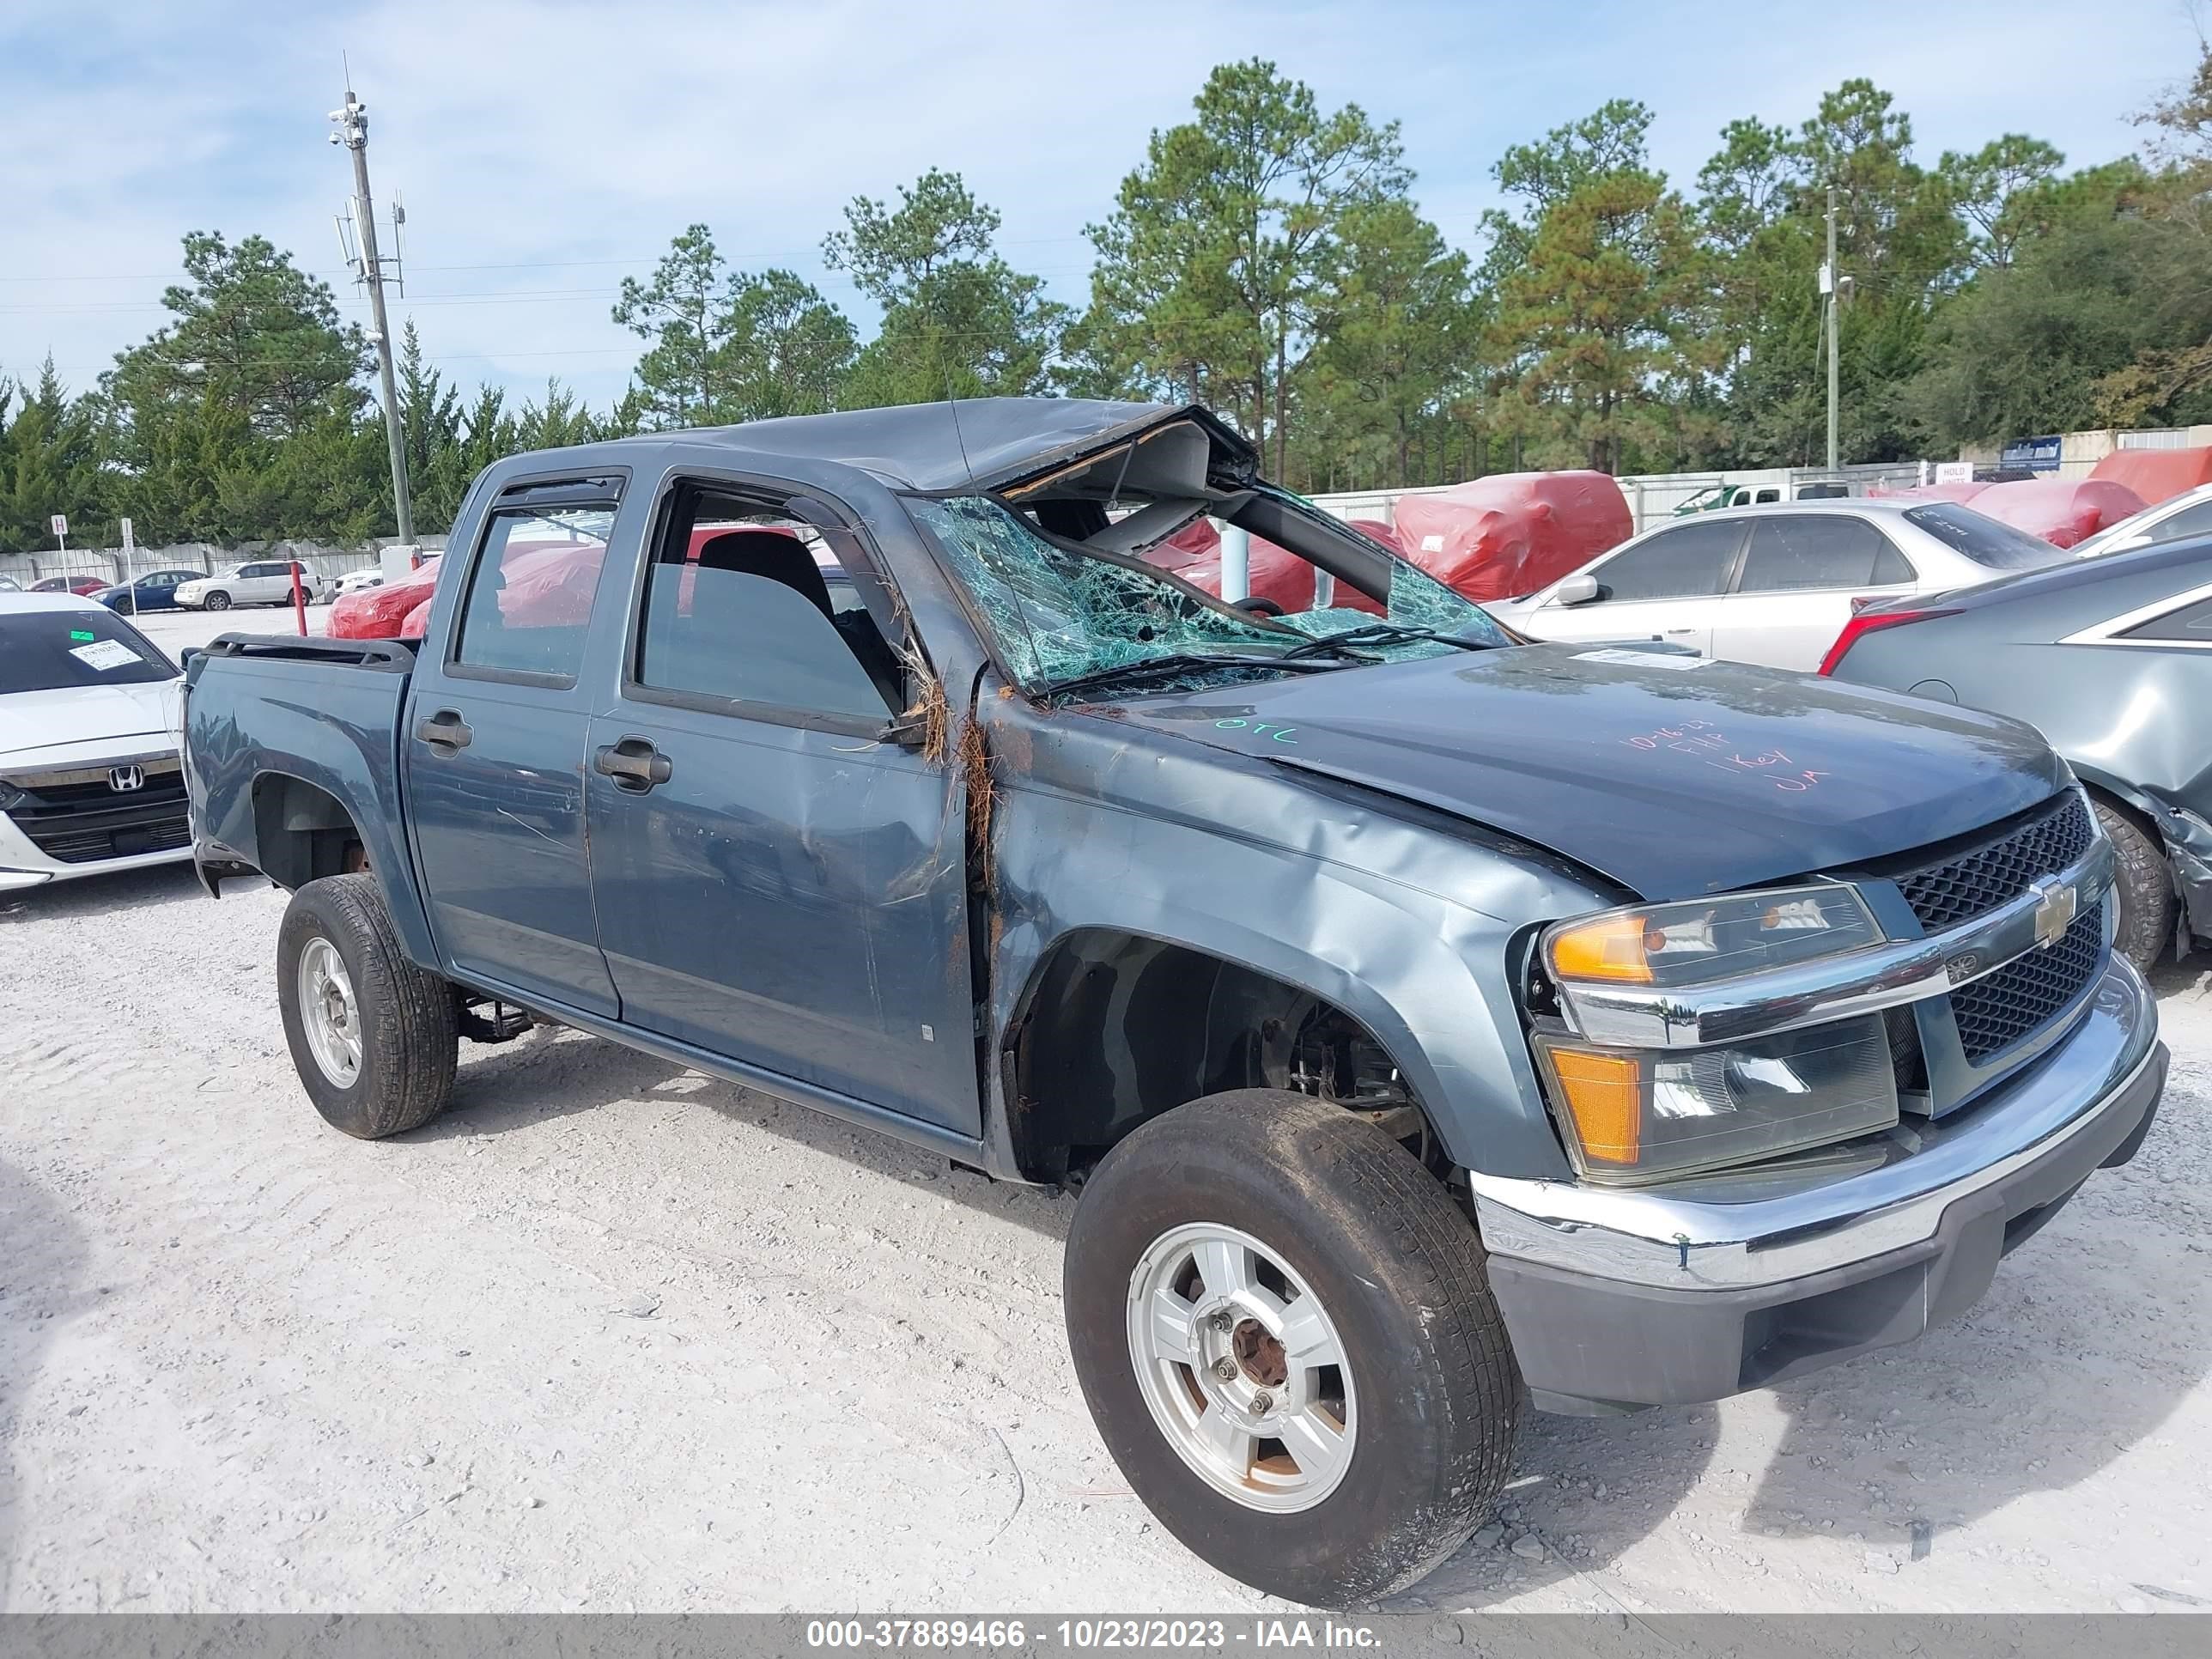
[1475,957,2164,1413]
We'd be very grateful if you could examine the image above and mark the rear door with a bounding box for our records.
[1521,518,1747,655]
[402,474,629,1016]
[581,475,981,1136]
[1708,513,1917,670]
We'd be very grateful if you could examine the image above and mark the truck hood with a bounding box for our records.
[0,680,182,766]
[1102,645,2068,901]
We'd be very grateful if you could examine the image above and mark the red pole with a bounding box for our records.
[292,562,307,635]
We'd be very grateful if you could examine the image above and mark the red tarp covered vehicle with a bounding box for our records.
[1389,471,1632,601]
[1143,519,1402,615]
[2090,446,2212,507]
[1969,478,2147,550]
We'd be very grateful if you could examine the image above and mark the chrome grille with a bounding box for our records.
[1951,898,2106,1064]
[1893,793,2094,933]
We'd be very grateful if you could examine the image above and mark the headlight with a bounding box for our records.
[1535,885,1897,1182]
[1534,1018,1899,1182]
[1544,884,1880,988]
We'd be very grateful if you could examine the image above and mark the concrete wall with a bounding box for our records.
[0,537,446,593]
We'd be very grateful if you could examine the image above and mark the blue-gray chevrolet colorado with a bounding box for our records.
[182,399,2166,1605]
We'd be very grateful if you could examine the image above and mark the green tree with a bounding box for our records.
[1939,135,2065,268]
[1085,61,1409,474]
[826,169,1067,405]
[0,358,103,551]
[612,225,735,426]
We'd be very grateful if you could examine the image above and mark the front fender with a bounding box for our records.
[982,717,1612,1181]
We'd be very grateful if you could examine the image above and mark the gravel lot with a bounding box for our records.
[1,848,2208,1612]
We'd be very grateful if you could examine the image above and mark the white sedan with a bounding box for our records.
[0,594,191,891]
[334,568,387,598]
[1488,500,2072,672]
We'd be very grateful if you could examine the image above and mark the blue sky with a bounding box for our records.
[0,0,2193,414]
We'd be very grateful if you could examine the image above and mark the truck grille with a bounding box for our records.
[3,759,189,865]
[1893,792,2094,933]
[1951,898,2106,1064]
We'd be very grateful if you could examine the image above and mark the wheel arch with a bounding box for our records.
[997,925,1443,1184]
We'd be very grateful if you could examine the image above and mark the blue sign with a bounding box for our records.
[2001,435,2063,474]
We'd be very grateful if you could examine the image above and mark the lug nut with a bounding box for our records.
[1211,1311,1235,1333]
[1252,1392,1273,1414]
[1212,1358,1239,1382]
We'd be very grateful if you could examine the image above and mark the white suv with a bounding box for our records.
[174,560,330,611]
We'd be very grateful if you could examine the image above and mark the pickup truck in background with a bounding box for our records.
[182,398,2167,1606]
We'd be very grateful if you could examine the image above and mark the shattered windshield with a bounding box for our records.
[906,495,1508,697]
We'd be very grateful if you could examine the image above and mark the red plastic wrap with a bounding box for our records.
[327,556,440,639]
[1142,518,1415,615]
[1969,478,2148,549]
[2089,446,2212,507]
[1389,471,1632,602]
[1867,481,1991,505]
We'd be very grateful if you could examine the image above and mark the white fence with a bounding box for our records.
[0,538,446,595]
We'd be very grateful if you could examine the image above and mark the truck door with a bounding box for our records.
[402,475,627,1017]
[581,479,981,1139]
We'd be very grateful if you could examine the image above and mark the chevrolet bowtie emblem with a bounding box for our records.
[2029,875,2077,949]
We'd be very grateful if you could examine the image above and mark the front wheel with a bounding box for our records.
[1064,1090,1520,1605]
[2095,798,2176,974]
[202,589,232,612]
[276,873,458,1138]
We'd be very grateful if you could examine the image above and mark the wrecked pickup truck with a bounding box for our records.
[183,399,2167,1605]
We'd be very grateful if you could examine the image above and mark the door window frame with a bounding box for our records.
[613,468,915,740]
[442,470,631,691]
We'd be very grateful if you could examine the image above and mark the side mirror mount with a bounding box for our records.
[879,711,932,750]
[1553,571,1601,607]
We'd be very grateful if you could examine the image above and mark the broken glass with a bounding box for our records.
[906,495,1509,699]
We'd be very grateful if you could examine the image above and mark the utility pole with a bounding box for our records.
[1823,184,1840,474]
[330,82,415,548]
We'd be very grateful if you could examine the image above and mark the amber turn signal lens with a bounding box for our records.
[1547,914,1653,983]
[1547,1048,1643,1165]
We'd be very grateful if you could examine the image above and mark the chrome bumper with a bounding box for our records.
[1474,955,2160,1291]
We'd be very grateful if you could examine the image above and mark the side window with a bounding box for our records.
[1594,521,1744,601]
[453,503,614,681]
[1736,515,1905,592]
[2150,498,2212,544]
[2122,592,2212,642]
[632,489,900,724]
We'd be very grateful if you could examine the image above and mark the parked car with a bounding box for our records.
[0,574,20,592]
[183,399,2164,1606]
[174,559,330,611]
[2069,480,2212,561]
[1823,535,2212,970]
[93,568,210,613]
[0,594,190,890]
[32,574,112,597]
[1491,499,2071,671]
[336,568,388,598]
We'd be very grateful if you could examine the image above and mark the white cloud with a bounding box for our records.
[1,0,2195,410]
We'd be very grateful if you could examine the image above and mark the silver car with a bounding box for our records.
[1490,499,2071,672]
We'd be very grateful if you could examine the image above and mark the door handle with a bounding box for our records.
[593,737,672,793]
[414,709,473,754]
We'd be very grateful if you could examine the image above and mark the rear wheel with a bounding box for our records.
[2094,798,2175,974]
[1064,1089,1520,1605]
[277,873,458,1138]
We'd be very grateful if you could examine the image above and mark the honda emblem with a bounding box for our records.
[107,764,145,793]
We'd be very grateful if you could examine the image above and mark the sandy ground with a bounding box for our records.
[0,863,2208,1616]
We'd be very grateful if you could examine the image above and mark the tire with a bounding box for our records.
[1064,1089,1520,1605]
[276,873,458,1138]
[203,589,232,612]
[2094,797,2175,975]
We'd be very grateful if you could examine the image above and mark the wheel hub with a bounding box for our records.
[1126,1222,1356,1513]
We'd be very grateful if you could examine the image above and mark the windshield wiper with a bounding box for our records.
[1041,652,1335,702]
[1281,621,1495,660]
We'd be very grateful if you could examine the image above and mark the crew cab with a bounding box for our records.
[182,400,2166,1606]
